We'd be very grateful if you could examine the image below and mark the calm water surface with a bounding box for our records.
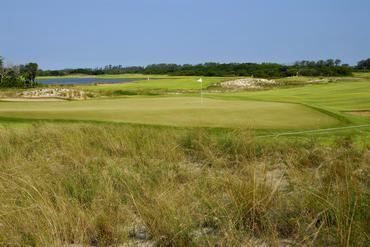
[36,77,143,85]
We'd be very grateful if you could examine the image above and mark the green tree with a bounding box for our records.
[1,66,24,88]
[0,56,4,83]
[356,58,370,70]
[326,59,335,67]
[24,62,38,86]
[334,59,341,66]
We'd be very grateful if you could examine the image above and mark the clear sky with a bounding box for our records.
[1,0,370,69]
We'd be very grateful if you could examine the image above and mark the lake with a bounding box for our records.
[36,77,144,85]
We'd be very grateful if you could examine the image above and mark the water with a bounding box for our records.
[36,77,143,85]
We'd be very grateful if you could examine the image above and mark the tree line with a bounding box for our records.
[2,55,370,88]
[39,59,362,78]
[356,58,370,71]
[0,56,38,88]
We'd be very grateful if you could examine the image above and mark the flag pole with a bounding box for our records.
[197,78,203,104]
[201,79,203,104]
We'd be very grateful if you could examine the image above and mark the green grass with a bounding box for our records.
[353,72,370,79]
[0,97,340,129]
[212,80,370,112]
[79,76,235,91]
[97,74,171,79]
[36,74,235,91]
[2,74,370,246]
[5,73,370,136]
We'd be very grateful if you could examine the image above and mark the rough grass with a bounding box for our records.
[0,97,340,129]
[0,124,368,246]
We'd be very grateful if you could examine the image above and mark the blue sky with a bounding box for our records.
[1,0,370,69]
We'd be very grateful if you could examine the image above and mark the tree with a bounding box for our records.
[334,59,341,67]
[24,62,38,85]
[0,65,24,88]
[326,59,335,67]
[0,56,4,82]
[0,58,40,88]
[356,58,370,70]
[36,60,353,79]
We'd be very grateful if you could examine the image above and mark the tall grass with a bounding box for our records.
[0,124,368,246]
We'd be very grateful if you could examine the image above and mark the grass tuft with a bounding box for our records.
[0,123,368,246]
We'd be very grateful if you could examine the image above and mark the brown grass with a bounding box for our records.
[0,124,368,246]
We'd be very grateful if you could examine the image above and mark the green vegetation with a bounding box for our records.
[0,97,340,129]
[356,58,370,70]
[0,56,39,88]
[0,124,368,246]
[213,80,370,112]
[2,73,370,137]
[79,76,235,92]
[38,59,354,78]
[1,68,370,246]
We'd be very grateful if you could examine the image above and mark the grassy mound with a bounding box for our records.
[0,97,340,129]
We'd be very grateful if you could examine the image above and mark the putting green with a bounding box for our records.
[0,97,340,129]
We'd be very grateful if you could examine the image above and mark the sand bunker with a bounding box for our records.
[17,88,87,100]
[220,78,277,89]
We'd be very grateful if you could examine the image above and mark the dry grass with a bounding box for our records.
[0,124,368,246]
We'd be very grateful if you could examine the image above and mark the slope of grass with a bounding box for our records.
[0,97,340,129]
[212,80,370,112]
[0,124,368,246]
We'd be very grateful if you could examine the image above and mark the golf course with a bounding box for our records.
[1,73,370,247]
[1,74,369,134]
[1,73,369,247]
[1,1,370,246]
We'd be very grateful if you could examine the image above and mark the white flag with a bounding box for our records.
[197,78,203,83]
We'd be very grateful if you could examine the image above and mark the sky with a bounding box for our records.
[1,0,370,69]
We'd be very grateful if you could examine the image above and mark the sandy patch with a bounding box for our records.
[220,78,277,89]
[348,111,370,118]
[0,97,66,102]
[18,88,87,99]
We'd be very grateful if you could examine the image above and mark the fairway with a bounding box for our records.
[214,80,370,111]
[0,97,340,129]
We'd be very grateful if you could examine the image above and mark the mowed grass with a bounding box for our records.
[79,76,235,91]
[36,74,236,91]
[213,80,370,112]
[0,97,340,129]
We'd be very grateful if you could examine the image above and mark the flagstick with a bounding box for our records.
[200,79,203,105]
[197,78,203,104]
